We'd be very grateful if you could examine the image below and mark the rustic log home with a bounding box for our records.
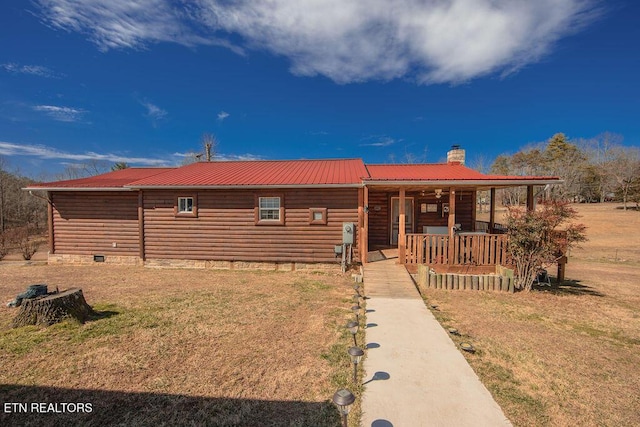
[26,147,560,271]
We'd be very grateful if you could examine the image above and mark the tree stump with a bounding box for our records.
[11,288,95,328]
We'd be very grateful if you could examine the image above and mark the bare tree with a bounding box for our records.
[111,162,129,171]
[468,153,491,174]
[491,154,524,206]
[57,160,110,180]
[0,156,47,233]
[181,133,219,165]
[0,157,8,232]
[609,146,640,210]
[202,133,217,162]
[578,132,622,202]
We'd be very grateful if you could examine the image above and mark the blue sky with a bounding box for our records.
[1,0,638,178]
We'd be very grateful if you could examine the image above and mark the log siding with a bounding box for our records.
[143,188,359,263]
[52,191,140,256]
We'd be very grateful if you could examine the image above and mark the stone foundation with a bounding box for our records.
[48,253,143,266]
[48,253,341,273]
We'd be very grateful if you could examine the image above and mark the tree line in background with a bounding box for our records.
[482,132,638,290]
[0,158,47,260]
[488,132,640,210]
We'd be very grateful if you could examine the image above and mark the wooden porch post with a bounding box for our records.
[398,188,406,264]
[363,186,369,264]
[448,187,456,265]
[489,187,496,232]
[471,190,477,231]
[526,185,534,212]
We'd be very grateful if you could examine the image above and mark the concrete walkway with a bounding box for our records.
[360,252,511,427]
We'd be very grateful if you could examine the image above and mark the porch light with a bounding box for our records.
[348,346,365,383]
[332,388,356,427]
[435,189,443,199]
[346,321,359,346]
[351,304,361,322]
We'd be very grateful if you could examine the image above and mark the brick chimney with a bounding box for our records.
[447,145,465,165]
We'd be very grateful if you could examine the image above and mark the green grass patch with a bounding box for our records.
[0,325,49,355]
[0,302,173,355]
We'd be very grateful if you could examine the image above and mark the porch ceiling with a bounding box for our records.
[366,184,478,192]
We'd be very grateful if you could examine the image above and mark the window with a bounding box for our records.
[309,208,327,225]
[175,195,198,217]
[255,195,284,225]
[259,197,280,220]
[178,197,194,213]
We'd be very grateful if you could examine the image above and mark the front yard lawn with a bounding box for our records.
[0,265,358,426]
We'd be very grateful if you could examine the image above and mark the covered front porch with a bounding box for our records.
[360,183,540,273]
[356,149,561,274]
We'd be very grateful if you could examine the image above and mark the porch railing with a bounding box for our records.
[405,233,509,266]
[474,221,508,234]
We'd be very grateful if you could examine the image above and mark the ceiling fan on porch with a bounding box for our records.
[419,188,447,198]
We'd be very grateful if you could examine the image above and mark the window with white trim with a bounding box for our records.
[178,197,194,214]
[259,197,281,220]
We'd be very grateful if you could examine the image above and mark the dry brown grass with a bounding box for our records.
[0,265,359,426]
[569,203,640,263]
[423,203,640,426]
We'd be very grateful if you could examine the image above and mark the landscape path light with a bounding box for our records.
[351,304,361,323]
[346,321,359,346]
[347,346,364,384]
[353,284,361,297]
[332,388,355,427]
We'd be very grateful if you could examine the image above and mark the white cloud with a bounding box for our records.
[140,100,167,123]
[217,111,230,121]
[33,105,87,122]
[35,0,601,84]
[34,0,243,54]
[0,140,169,166]
[172,151,262,161]
[1,62,60,78]
[220,153,263,161]
[360,136,397,147]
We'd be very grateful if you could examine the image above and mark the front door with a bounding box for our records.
[390,197,414,245]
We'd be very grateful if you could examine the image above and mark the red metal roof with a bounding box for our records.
[365,163,557,182]
[127,159,369,187]
[26,159,560,190]
[26,168,175,189]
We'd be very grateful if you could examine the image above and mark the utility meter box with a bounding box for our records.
[342,222,355,244]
